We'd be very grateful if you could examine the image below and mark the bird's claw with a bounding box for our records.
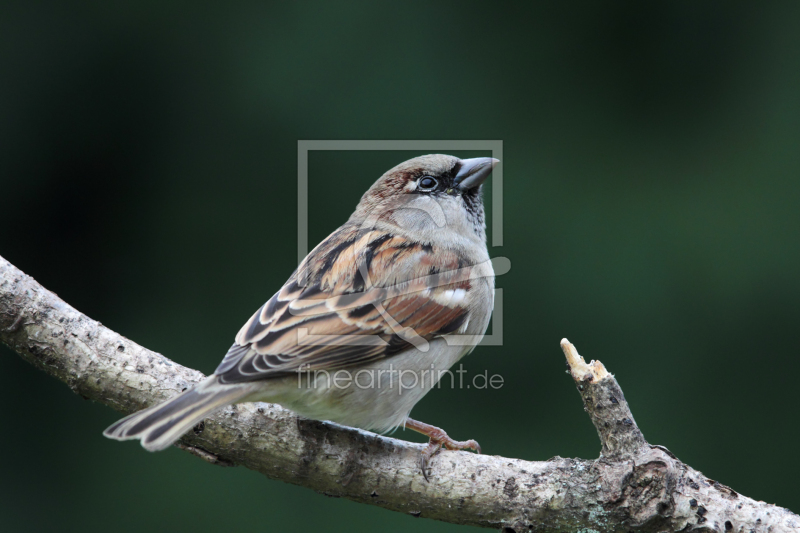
[420,440,441,482]
[419,431,481,482]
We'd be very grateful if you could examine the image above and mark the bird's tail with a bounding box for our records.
[103,376,251,451]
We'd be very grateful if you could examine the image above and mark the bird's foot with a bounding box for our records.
[405,418,481,481]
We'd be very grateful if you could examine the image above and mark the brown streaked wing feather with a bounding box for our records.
[216,226,474,384]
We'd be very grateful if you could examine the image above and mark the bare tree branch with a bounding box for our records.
[1,254,797,532]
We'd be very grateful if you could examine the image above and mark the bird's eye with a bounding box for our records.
[418,176,438,191]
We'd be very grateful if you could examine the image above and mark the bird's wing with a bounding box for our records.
[214,226,485,383]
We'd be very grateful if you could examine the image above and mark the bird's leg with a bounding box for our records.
[404,418,481,481]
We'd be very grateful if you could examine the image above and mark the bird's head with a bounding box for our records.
[351,154,498,244]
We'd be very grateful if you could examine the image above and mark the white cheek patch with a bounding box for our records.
[390,195,448,229]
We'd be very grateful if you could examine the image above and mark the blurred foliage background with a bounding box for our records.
[2,1,800,532]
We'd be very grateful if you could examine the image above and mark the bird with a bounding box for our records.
[104,154,498,477]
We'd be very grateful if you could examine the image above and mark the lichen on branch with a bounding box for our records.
[1,256,797,532]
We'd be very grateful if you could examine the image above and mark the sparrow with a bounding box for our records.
[104,154,498,477]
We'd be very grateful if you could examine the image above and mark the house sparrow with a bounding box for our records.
[104,154,498,476]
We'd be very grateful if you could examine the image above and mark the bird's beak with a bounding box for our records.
[454,157,500,191]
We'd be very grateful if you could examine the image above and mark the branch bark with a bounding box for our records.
[1,254,797,532]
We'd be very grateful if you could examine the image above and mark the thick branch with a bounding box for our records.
[1,255,797,532]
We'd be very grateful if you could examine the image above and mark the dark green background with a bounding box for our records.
[2,2,799,532]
